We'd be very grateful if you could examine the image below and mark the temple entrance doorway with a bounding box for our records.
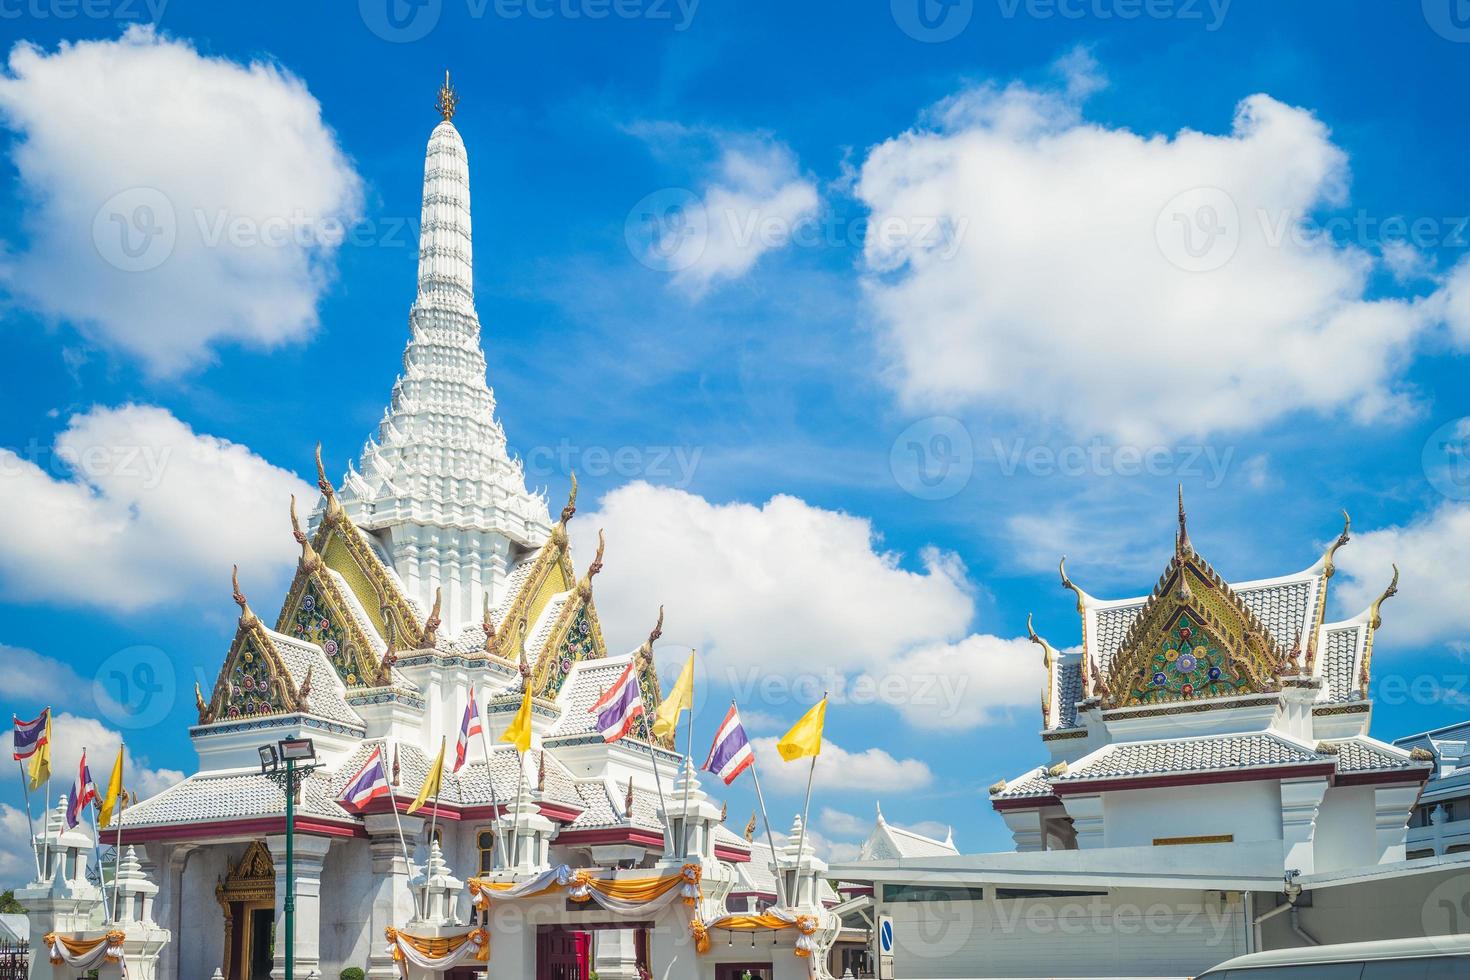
[215,841,276,980]
[537,925,590,980]
[715,964,774,980]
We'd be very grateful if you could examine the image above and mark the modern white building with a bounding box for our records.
[73,77,834,980]
[832,502,1466,979]
[1395,720,1470,859]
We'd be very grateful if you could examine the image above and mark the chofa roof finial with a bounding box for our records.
[289,495,320,571]
[578,529,606,598]
[482,593,497,650]
[315,443,343,521]
[1176,483,1191,557]
[436,70,458,121]
[1323,510,1351,579]
[1369,564,1399,631]
[231,564,256,626]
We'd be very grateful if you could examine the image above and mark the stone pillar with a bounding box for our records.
[1373,784,1422,864]
[156,841,198,980]
[1062,794,1105,849]
[506,775,555,873]
[366,814,423,980]
[409,840,463,928]
[592,929,641,980]
[1280,777,1329,875]
[776,815,828,911]
[267,834,333,980]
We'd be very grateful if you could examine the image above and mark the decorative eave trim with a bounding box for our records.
[103,814,363,845]
[553,826,665,849]
[991,794,1064,812]
[1101,694,1282,722]
[1052,761,1337,796]
[1313,702,1370,717]
[190,713,366,739]
[1041,727,1089,742]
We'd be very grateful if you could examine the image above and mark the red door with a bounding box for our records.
[537,926,591,980]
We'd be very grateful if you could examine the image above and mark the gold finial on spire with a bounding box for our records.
[289,495,320,571]
[1323,510,1351,579]
[1175,484,1192,557]
[560,472,579,525]
[744,811,757,842]
[578,529,606,598]
[1059,556,1085,614]
[482,592,497,650]
[315,443,343,521]
[231,564,256,626]
[423,587,443,648]
[436,70,458,121]
[1369,563,1399,630]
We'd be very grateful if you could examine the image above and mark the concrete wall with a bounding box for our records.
[1313,785,1375,873]
[321,837,374,974]
[1261,866,1470,949]
[877,885,1248,979]
[1103,783,1280,848]
[177,844,239,980]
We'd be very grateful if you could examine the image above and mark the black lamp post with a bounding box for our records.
[259,737,321,980]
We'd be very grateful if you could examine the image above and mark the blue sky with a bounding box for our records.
[1,0,1469,878]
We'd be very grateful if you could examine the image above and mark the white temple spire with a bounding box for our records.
[335,78,551,634]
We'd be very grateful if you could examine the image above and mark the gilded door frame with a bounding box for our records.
[215,840,276,980]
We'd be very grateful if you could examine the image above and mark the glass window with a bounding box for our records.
[477,828,496,874]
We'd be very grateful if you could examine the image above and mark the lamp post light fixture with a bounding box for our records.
[259,737,322,980]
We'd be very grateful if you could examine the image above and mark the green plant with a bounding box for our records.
[339,968,365,980]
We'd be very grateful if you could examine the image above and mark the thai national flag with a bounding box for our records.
[11,709,49,761]
[588,661,645,743]
[454,686,483,772]
[339,746,391,811]
[702,704,754,785]
[66,750,98,829]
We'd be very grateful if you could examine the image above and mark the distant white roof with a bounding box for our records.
[858,805,957,861]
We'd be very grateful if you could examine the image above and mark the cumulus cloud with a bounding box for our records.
[1333,501,1470,648]
[576,482,973,671]
[668,137,819,296]
[819,806,870,838]
[855,52,1468,443]
[751,737,932,793]
[0,404,312,611]
[0,27,362,374]
[576,482,1042,730]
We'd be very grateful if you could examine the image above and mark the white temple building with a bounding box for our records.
[832,501,1470,979]
[20,76,839,980]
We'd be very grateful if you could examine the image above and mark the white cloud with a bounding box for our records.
[886,633,1042,729]
[819,806,870,838]
[1334,501,1470,648]
[575,481,973,673]
[0,404,312,611]
[751,737,932,793]
[0,805,36,885]
[855,53,1466,443]
[0,26,362,374]
[577,482,1044,730]
[670,137,819,296]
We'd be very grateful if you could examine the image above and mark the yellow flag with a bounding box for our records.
[407,738,445,816]
[501,686,533,754]
[652,652,695,740]
[98,747,125,829]
[776,698,826,762]
[26,714,51,792]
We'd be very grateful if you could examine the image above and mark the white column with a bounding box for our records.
[999,809,1044,852]
[1280,777,1329,874]
[1373,784,1422,864]
[1063,794,1105,849]
[267,834,333,980]
[366,814,423,980]
[593,929,641,980]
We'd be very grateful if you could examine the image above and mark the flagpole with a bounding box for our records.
[509,748,527,870]
[791,693,826,897]
[676,650,696,855]
[745,746,788,908]
[109,787,127,920]
[640,724,675,846]
[426,736,445,858]
[80,746,110,921]
[382,739,421,921]
[471,689,510,870]
[16,762,39,879]
[42,766,52,881]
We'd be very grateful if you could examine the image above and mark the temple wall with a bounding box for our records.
[1313,785,1376,873]
[321,836,375,975]
[1258,865,1470,949]
[877,885,1248,979]
[1102,783,1280,848]
[178,844,237,980]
